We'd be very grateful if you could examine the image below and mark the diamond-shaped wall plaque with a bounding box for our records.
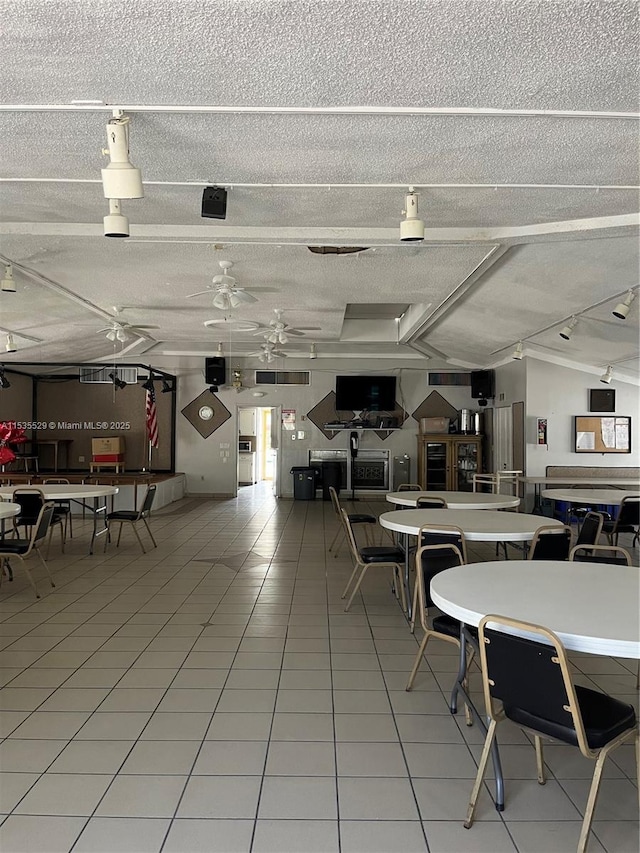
[181,391,231,438]
[307,392,353,440]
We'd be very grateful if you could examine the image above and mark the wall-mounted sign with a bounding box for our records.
[282,409,296,431]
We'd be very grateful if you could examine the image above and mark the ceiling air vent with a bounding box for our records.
[79,366,139,384]
[307,247,369,255]
[255,370,311,386]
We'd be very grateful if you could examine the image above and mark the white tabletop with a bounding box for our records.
[386,491,520,510]
[519,476,638,487]
[431,560,640,659]
[0,502,20,520]
[0,485,118,500]
[379,509,562,542]
[541,488,639,506]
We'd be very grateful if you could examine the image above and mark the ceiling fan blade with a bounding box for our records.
[130,324,161,330]
[231,290,258,305]
[285,329,305,337]
[186,289,213,298]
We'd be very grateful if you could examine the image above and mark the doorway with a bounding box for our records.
[237,405,281,496]
[493,406,514,492]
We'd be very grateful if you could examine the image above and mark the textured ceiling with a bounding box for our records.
[0,0,638,380]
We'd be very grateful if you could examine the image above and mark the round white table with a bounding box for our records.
[386,491,520,510]
[379,509,561,541]
[0,485,119,554]
[379,510,563,621]
[541,488,639,506]
[430,559,640,811]
[0,502,20,521]
[431,560,640,659]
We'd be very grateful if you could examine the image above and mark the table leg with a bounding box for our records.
[72,498,109,555]
[448,623,505,811]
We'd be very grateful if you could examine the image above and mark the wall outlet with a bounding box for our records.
[78,455,85,463]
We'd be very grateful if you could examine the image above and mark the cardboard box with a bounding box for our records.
[92,437,125,454]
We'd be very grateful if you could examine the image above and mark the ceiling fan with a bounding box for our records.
[254,309,321,345]
[248,342,288,363]
[187,260,275,310]
[97,312,160,342]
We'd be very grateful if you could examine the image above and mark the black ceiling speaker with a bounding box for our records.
[470,369,495,401]
[205,356,226,385]
[201,186,227,219]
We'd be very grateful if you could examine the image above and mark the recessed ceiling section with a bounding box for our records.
[420,236,640,365]
[344,304,409,320]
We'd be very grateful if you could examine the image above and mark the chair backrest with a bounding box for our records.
[31,503,56,549]
[418,523,468,563]
[569,544,632,565]
[339,508,361,562]
[614,496,640,528]
[415,539,465,615]
[415,496,447,509]
[527,525,572,560]
[397,483,422,491]
[574,511,604,547]
[139,485,157,517]
[478,614,590,755]
[328,485,341,518]
[12,488,45,520]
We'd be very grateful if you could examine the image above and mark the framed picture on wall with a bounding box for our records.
[589,388,615,412]
[574,415,631,453]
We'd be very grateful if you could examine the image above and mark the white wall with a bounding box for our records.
[175,361,478,496]
[525,360,640,475]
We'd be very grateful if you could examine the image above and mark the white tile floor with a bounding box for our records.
[0,488,638,853]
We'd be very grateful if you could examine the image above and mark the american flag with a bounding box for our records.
[146,387,159,448]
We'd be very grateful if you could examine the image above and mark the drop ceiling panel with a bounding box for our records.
[3,0,638,110]
[1,112,638,186]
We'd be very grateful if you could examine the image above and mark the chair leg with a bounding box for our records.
[577,750,609,853]
[131,523,147,554]
[344,564,370,611]
[534,735,546,784]
[465,718,498,828]
[341,561,362,602]
[406,631,431,691]
[116,522,124,547]
[328,525,343,555]
[15,555,40,598]
[142,518,157,548]
[409,581,419,634]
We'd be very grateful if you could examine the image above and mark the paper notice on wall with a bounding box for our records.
[615,418,629,450]
[576,431,595,451]
[282,410,296,431]
[600,417,616,448]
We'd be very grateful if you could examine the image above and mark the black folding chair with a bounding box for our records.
[527,524,572,560]
[465,615,638,853]
[602,496,639,548]
[105,484,157,553]
[0,503,56,598]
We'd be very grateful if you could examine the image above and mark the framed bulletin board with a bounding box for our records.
[574,415,631,454]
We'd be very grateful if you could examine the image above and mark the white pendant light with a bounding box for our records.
[400,187,424,242]
[512,341,523,360]
[101,116,144,199]
[559,316,578,340]
[612,290,635,320]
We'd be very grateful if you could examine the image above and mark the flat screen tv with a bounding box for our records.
[335,375,396,412]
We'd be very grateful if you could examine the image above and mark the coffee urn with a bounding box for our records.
[458,409,473,434]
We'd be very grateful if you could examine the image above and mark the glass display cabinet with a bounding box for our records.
[417,435,483,492]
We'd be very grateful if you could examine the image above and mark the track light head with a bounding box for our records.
[161,379,172,394]
[104,198,130,238]
[142,376,155,392]
[600,365,613,384]
[400,188,424,242]
[559,316,577,340]
[108,371,126,390]
[309,343,317,360]
[512,341,523,360]
[101,118,144,199]
[612,290,635,320]
[1,265,16,293]
[5,334,16,353]
[208,385,218,394]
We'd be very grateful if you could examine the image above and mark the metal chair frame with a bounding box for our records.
[465,614,639,853]
[105,485,157,553]
[0,503,56,598]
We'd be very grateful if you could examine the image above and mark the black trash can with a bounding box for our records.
[321,461,342,501]
[291,466,317,500]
